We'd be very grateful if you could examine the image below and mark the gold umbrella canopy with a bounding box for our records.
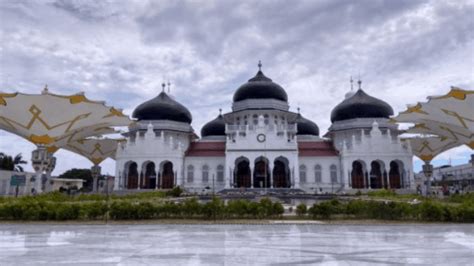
[403,136,460,163]
[63,138,123,165]
[0,88,132,146]
[393,87,473,150]
[393,87,474,136]
[45,125,117,153]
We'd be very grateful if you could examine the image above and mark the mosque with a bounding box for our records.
[114,62,414,193]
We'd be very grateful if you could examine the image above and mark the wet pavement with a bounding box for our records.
[0,223,472,265]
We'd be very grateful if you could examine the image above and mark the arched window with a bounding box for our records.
[264,114,269,125]
[187,165,194,183]
[253,114,258,125]
[314,164,322,183]
[217,165,224,182]
[299,165,307,183]
[202,165,209,183]
[330,164,338,183]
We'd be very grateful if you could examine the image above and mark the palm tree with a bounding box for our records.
[0,152,27,172]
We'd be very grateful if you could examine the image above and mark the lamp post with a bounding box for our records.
[91,164,102,193]
[422,162,433,196]
[31,145,56,194]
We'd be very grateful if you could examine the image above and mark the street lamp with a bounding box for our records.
[422,162,433,196]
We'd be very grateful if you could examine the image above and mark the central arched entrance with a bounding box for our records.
[143,161,156,189]
[351,161,365,189]
[254,157,270,188]
[235,158,251,188]
[370,161,383,189]
[273,157,290,188]
[161,161,174,189]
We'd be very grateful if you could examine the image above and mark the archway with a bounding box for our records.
[273,157,290,188]
[161,161,174,189]
[254,157,270,188]
[235,158,251,188]
[127,162,138,189]
[351,161,365,189]
[370,161,383,189]
[389,161,402,189]
[143,161,156,189]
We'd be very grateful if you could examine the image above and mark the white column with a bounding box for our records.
[269,161,274,188]
[250,166,254,188]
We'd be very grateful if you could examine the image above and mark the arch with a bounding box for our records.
[389,160,404,189]
[143,161,156,189]
[370,161,383,189]
[299,165,307,183]
[254,156,270,188]
[273,156,290,188]
[216,165,224,182]
[187,165,194,183]
[126,161,139,189]
[161,161,174,189]
[202,165,209,183]
[330,164,338,184]
[235,157,251,188]
[314,164,322,183]
[351,161,365,189]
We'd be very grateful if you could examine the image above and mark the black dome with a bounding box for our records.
[132,91,192,123]
[296,113,319,136]
[233,70,288,102]
[330,89,393,123]
[201,113,225,137]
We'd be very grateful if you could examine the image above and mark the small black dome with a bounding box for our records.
[296,113,319,136]
[233,70,288,102]
[201,113,225,137]
[132,91,192,123]
[330,89,393,123]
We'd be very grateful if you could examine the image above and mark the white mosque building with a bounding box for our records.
[114,63,414,193]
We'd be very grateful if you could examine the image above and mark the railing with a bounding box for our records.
[226,123,297,133]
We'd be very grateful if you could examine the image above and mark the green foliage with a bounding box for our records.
[165,186,183,197]
[0,152,27,172]
[367,189,397,197]
[58,168,93,191]
[296,203,307,217]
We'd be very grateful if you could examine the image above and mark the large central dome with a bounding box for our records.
[233,63,288,102]
[132,91,192,123]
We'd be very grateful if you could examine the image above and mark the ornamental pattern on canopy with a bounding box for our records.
[63,138,123,165]
[0,89,132,146]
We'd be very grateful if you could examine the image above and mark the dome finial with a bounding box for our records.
[297,106,300,114]
[350,76,354,91]
[42,84,49,94]
[258,60,262,71]
[358,79,362,90]
[167,80,171,94]
[161,82,166,92]
[219,108,222,115]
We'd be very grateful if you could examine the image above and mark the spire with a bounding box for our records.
[161,82,166,92]
[167,81,171,94]
[258,60,262,71]
[350,76,354,91]
[42,84,49,94]
[297,107,300,114]
[219,108,222,116]
[358,79,362,90]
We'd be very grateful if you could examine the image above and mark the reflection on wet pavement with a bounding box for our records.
[0,223,472,265]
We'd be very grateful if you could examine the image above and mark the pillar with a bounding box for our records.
[269,161,274,188]
[250,166,254,188]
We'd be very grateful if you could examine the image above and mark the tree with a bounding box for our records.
[0,152,27,172]
[58,168,93,191]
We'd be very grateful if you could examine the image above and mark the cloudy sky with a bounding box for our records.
[1,0,473,176]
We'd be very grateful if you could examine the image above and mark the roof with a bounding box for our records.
[185,141,226,157]
[298,141,338,157]
[132,91,192,123]
[233,70,288,102]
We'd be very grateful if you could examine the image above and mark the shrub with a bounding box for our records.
[166,186,183,197]
[367,189,396,198]
[296,203,307,217]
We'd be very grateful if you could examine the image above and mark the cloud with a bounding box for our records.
[1,0,472,175]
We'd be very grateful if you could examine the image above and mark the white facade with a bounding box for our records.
[114,70,415,193]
